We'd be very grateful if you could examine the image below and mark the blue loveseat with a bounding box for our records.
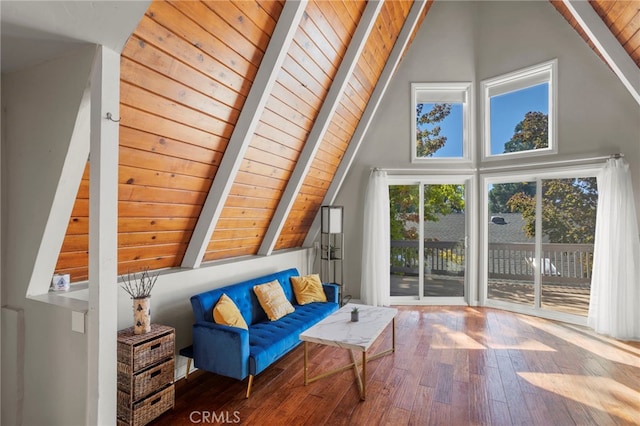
[190,268,339,397]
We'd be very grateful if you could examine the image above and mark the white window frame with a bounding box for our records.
[388,173,477,306]
[411,82,473,164]
[480,163,602,325]
[481,59,558,161]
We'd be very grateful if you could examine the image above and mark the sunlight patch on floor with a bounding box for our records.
[518,315,640,366]
[429,324,556,351]
[518,373,640,423]
[430,325,486,350]
[487,339,556,352]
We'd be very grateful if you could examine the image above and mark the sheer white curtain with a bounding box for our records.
[588,158,640,340]
[361,169,390,306]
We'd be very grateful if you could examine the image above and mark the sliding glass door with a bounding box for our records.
[486,181,536,308]
[483,170,599,321]
[390,184,420,299]
[539,177,598,316]
[389,177,470,305]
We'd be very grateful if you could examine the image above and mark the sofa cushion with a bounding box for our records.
[248,301,338,375]
[213,294,248,330]
[190,268,301,326]
[253,279,295,321]
[290,274,327,305]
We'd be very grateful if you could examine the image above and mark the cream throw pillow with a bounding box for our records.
[290,274,327,305]
[213,293,248,330]
[253,280,295,321]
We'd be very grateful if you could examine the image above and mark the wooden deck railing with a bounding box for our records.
[391,240,465,276]
[488,242,594,285]
[390,240,594,286]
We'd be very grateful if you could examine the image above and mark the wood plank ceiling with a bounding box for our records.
[55,0,422,281]
[54,0,638,282]
[552,0,640,67]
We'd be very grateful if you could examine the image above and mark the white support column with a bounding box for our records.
[86,45,120,426]
[258,0,384,256]
[562,0,640,105]
[181,0,308,268]
[303,0,429,247]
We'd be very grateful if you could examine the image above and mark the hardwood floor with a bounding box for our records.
[151,307,640,425]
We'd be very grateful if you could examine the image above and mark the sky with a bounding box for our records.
[489,83,548,155]
[425,103,463,157]
[419,82,548,158]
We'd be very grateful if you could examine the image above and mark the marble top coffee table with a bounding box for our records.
[299,303,397,400]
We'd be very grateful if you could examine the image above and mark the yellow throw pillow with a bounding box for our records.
[213,293,248,330]
[253,280,295,321]
[291,274,327,305]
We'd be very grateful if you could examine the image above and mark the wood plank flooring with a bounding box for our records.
[151,306,640,425]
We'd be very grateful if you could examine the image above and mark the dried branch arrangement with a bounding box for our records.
[121,268,159,299]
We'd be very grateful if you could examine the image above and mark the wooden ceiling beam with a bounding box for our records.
[561,0,640,105]
[180,0,308,268]
[303,0,430,247]
[258,0,385,256]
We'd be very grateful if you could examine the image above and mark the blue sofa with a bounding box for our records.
[190,268,339,397]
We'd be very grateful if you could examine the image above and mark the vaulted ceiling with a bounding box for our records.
[45,0,639,282]
[553,0,640,67]
[54,0,428,281]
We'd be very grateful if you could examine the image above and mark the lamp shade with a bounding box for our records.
[321,206,343,234]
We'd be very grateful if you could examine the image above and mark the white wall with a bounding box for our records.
[1,47,95,426]
[336,1,640,300]
[475,1,640,164]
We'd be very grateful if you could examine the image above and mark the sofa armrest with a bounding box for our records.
[322,283,339,304]
[192,321,250,380]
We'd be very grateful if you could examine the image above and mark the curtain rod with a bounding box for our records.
[371,167,477,173]
[478,152,624,172]
[372,153,623,173]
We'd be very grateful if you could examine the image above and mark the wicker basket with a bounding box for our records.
[117,384,174,426]
[118,358,174,401]
[117,325,174,372]
[117,324,175,425]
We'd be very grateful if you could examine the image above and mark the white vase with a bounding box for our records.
[133,297,151,334]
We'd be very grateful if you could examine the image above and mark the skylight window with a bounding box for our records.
[482,60,557,160]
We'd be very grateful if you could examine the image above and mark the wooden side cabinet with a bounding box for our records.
[117,324,175,426]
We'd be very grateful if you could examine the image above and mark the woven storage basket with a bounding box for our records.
[117,384,174,426]
[118,358,174,402]
[117,325,174,372]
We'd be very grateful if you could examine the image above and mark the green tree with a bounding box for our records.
[389,184,465,241]
[489,182,536,214]
[389,185,419,241]
[489,111,597,244]
[424,184,465,221]
[504,111,548,153]
[416,103,452,157]
[507,178,598,244]
[488,112,547,213]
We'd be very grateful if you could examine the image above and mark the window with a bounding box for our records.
[482,166,600,322]
[482,60,557,160]
[388,175,474,305]
[411,82,471,162]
